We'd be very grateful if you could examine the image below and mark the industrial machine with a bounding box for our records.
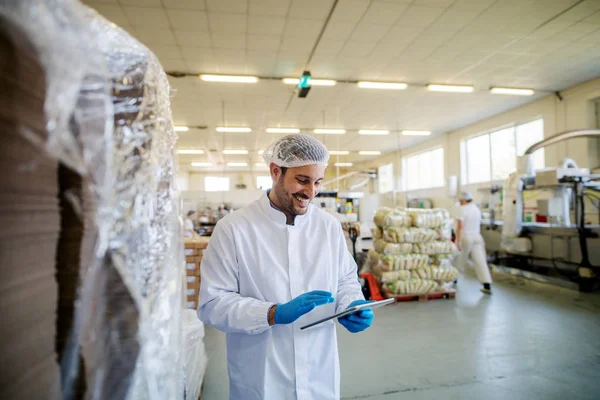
[484,129,600,292]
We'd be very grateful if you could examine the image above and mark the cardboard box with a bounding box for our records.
[186,293,199,302]
[185,262,197,270]
[185,255,197,263]
[186,267,200,276]
[185,237,210,249]
[186,301,198,309]
[186,275,199,284]
[187,280,201,290]
[185,288,198,297]
[184,248,198,256]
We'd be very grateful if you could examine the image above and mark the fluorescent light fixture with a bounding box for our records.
[335,162,353,167]
[282,78,336,86]
[227,162,248,167]
[427,84,474,93]
[314,129,346,134]
[177,149,204,155]
[174,126,189,132]
[359,129,389,135]
[358,81,407,90]
[258,150,264,155]
[255,162,268,168]
[200,74,258,83]
[222,149,249,155]
[191,162,212,167]
[401,130,431,136]
[359,151,381,155]
[329,151,349,155]
[216,127,252,133]
[266,128,300,133]
[490,87,535,96]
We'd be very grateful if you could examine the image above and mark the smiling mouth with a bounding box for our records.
[293,194,309,207]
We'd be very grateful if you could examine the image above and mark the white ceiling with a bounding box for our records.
[84,0,600,171]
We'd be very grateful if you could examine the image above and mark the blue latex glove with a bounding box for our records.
[338,300,373,333]
[274,290,334,325]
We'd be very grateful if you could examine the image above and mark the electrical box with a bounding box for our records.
[535,167,590,186]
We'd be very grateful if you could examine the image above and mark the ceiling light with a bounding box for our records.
[216,127,252,133]
[359,129,389,135]
[266,128,300,133]
[282,78,336,86]
[329,151,349,155]
[177,149,204,154]
[427,84,474,93]
[359,151,381,155]
[358,81,407,90]
[200,74,258,83]
[258,150,264,155]
[490,87,535,96]
[314,129,346,134]
[191,162,212,167]
[335,162,353,167]
[255,163,268,168]
[222,149,249,155]
[174,126,189,132]
[227,162,248,167]
[402,130,431,136]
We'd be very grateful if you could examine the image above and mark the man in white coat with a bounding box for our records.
[198,134,373,400]
[454,191,493,294]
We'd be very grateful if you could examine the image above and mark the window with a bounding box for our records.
[516,119,544,171]
[204,176,230,192]
[402,148,444,191]
[462,119,544,184]
[256,176,272,190]
[378,163,394,193]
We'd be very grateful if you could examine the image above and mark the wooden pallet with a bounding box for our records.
[385,289,456,302]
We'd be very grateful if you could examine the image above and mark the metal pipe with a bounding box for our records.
[524,129,600,155]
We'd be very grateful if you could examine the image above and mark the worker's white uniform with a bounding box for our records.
[184,218,194,238]
[454,202,492,284]
[198,193,364,400]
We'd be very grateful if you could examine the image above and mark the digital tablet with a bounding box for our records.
[300,298,395,330]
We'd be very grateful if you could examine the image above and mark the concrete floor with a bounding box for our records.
[201,272,600,400]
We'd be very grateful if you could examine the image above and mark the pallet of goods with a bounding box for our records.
[368,207,459,301]
[184,238,209,309]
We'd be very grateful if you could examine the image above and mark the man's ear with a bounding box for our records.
[270,163,280,180]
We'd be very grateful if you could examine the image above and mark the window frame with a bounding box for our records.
[204,176,230,192]
[461,118,544,185]
[401,146,445,192]
[378,163,395,194]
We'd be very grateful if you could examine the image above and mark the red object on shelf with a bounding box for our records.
[360,272,384,301]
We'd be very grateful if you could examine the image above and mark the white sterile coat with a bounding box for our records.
[198,193,364,400]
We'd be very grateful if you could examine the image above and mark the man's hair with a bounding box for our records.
[186,210,196,217]
[280,167,288,176]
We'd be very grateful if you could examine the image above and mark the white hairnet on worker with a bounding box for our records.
[262,133,329,167]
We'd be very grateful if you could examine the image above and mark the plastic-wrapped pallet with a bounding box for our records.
[371,206,457,297]
[182,310,208,400]
[0,1,185,400]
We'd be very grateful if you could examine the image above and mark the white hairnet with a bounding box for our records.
[262,134,329,168]
[459,191,473,201]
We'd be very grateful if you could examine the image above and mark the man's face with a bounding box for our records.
[459,199,467,206]
[270,163,326,217]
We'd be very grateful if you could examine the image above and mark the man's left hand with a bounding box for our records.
[338,300,373,333]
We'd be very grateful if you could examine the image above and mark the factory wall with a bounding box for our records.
[354,77,600,212]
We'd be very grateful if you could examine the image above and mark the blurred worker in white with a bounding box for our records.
[454,191,492,294]
[184,210,196,238]
[198,134,372,400]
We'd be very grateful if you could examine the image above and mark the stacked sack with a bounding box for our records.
[369,207,458,296]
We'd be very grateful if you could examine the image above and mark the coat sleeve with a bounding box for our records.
[334,223,365,313]
[197,221,273,335]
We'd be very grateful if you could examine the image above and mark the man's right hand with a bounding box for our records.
[274,290,334,325]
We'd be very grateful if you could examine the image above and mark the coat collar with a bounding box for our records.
[259,191,310,227]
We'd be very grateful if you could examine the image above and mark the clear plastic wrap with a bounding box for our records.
[383,227,438,243]
[182,310,208,400]
[0,1,184,399]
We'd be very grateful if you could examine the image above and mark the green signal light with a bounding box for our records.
[298,71,311,89]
